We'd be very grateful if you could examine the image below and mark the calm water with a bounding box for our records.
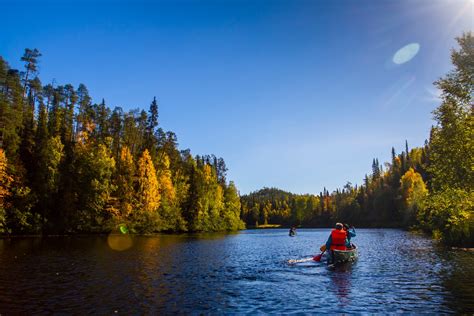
[0,229,473,314]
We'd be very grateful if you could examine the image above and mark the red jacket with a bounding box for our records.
[330,228,347,250]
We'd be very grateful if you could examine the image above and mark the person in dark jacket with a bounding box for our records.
[289,226,296,237]
[343,223,356,249]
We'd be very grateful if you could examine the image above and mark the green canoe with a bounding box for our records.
[332,246,358,264]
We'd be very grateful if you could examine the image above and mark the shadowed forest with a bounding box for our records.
[0,33,472,246]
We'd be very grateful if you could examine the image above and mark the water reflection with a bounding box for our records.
[0,230,472,313]
[439,249,474,313]
[328,265,353,306]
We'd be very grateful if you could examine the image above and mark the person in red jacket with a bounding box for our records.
[325,222,347,263]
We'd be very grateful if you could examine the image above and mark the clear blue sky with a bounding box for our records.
[1,0,472,194]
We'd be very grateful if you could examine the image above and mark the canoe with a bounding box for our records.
[332,246,357,264]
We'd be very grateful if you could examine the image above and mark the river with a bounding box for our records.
[0,229,473,313]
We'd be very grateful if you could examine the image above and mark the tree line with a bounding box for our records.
[0,33,471,246]
[241,33,473,247]
[0,49,244,234]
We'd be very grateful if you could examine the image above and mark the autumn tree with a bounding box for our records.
[116,146,136,219]
[134,149,161,232]
[0,149,12,232]
[400,168,428,226]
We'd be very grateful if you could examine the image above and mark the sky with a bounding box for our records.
[1,0,473,195]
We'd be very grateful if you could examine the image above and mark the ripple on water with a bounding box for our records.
[0,230,473,313]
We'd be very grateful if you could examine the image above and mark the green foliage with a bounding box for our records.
[6,185,41,234]
[223,182,245,230]
[0,207,6,234]
[74,141,117,232]
[418,33,474,246]
[428,32,473,192]
[42,136,64,194]
[419,189,473,246]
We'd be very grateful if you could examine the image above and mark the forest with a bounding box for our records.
[0,33,472,247]
[0,49,245,234]
[241,33,473,247]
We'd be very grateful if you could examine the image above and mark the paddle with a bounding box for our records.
[313,244,327,262]
[313,250,325,262]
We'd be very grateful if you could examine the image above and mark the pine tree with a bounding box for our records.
[36,136,64,231]
[405,140,410,162]
[1,62,24,161]
[109,107,123,161]
[372,158,380,179]
[93,99,110,143]
[48,86,64,137]
[62,84,77,144]
[20,48,41,100]
[76,84,93,137]
[145,97,159,152]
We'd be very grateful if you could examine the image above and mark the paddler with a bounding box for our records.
[343,223,356,249]
[325,222,347,264]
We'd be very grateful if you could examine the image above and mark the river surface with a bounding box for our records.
[0,229,473,314]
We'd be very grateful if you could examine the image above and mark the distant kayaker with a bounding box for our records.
[325,222,347,263]
[343,223,356,249]
[289,226,296,237]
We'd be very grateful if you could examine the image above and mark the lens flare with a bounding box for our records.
[107,234,133,251]
[392,43,420,65]
[119,224,129,234]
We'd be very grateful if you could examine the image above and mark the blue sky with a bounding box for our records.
[1,0,473,194]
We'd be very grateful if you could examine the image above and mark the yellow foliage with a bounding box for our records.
[158,153,175,201]
[400,167,428,207]
[120,146,134,169]
[138,149,160,212]
[203,164,212,182]
[76,130,89,145]
[216,185,223,206]
[0,149,13,205]
[84,121,96,133]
